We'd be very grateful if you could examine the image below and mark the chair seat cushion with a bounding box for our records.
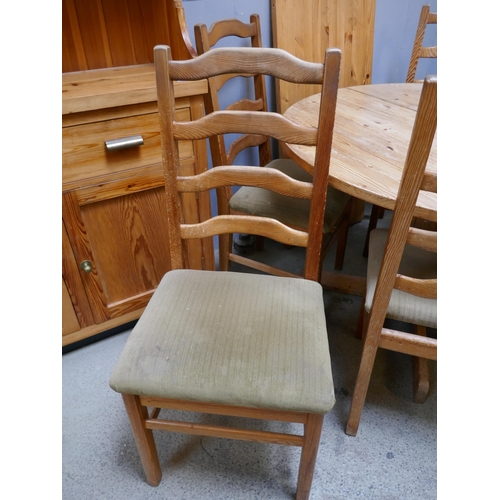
[365,229,437,328]
[228,159,351,233]
[109,269,335,414]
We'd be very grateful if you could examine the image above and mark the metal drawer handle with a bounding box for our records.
[105,135,144,151]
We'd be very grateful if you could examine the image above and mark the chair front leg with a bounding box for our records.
[296,413,324,500]
[122,394,162,486]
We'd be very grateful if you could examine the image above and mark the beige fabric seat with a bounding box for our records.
[110,269,334,413]
[230,158,352,234]
[365,229,437,329]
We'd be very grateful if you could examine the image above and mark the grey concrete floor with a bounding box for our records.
[62,206,436,499]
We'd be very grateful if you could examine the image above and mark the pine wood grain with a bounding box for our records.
[173,110,318,145]
[62,220,95,328]
[180,215,309,248]
[271,0,375,113]
[177,166,314,199]
[62,0,214,345]
[145,418,305,446]
[283,83,437,222]
[62,279,81,336]
[74,187,172,310]
[62,0,197,72]
[140,396,309,423]
[62,108,193,187]
[62,307,145,347]
[62,64,207,115]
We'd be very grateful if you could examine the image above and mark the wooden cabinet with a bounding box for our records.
[62,68,213,347]
[62,0,212,347]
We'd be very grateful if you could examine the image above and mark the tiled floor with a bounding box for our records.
[62,206,437,499]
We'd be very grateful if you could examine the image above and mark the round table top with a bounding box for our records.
[283,83,437,221]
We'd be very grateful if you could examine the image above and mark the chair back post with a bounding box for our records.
[154,45,185,270]
[248,14,272,167]
[193,15,272,168]
[304,48,341,281]
[193,21,232,247]
[194,23,227,165]
[193,15,272,270]
[368,75,437,335]
[406,5,437,83]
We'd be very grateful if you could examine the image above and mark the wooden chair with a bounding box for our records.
[194,14,352,278]
[346,75,437,437]
[362,5,437,257]
[109,44,342,499]
[406,5,437,83]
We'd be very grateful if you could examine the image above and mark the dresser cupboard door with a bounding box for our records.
[63,185,173,323]
[63,175,213,324]
[62,219,95,332]
[62,93,214,326]
[62,279,81,336]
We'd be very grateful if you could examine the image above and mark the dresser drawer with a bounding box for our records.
[63,107,193,186]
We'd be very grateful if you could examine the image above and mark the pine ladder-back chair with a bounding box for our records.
[109,45,342,500]
[194,14,352,278]
[362,5,437,257]
[346,75,437,437]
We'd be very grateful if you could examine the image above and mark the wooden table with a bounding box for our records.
[283,83,437,294]
[283,83,437,222]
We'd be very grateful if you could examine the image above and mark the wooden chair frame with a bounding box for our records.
[346,75,437,437]
[113,45,342,500]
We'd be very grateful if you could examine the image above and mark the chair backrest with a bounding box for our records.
[154,45,341,282]
[368,75,437,334]
[406,5,437,83]
[193,14,272,168]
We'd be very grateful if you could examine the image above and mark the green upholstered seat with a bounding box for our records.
[110,269,335,414]
[365,229,437,329]
[229,159,351,233]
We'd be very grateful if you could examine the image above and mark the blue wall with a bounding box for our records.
[372,0,437,82]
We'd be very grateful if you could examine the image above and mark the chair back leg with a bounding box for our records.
[345,336,379,436]
[412,325,431,403]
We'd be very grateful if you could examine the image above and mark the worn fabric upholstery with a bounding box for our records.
[110,269,335,414]
[365,229,437,328]
[229,159,351,233]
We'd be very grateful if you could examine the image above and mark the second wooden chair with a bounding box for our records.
[346,75,437,437]
[194,14,352,278]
